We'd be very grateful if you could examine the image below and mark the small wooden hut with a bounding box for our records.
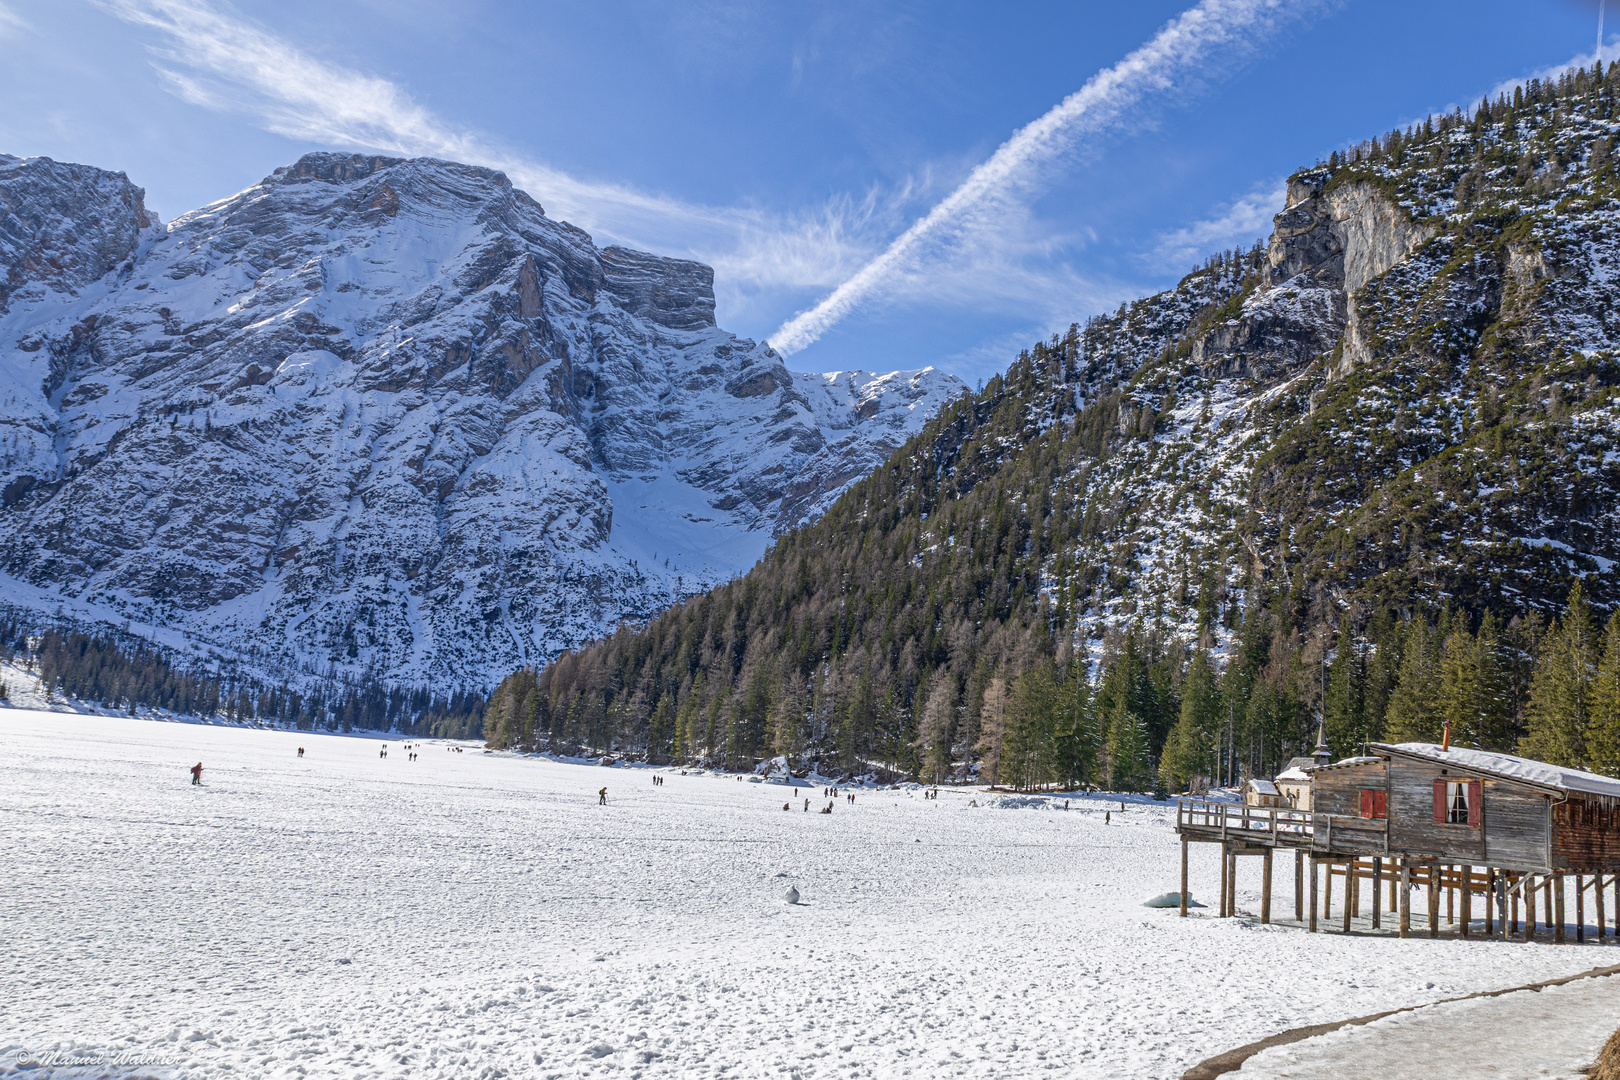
[1175,740,1620,940]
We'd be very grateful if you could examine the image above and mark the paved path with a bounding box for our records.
[1233,972,1619,1080]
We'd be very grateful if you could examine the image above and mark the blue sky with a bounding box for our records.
[0,0,1612,383]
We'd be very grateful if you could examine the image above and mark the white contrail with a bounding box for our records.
[768,0,1329,356]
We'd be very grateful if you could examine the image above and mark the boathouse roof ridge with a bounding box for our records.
[1306,755,1382,773]
[1375,743,1620,799]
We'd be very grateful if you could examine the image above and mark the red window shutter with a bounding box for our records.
[1468,781,1482,827]
[1433,778,1447,823]
[1360,789,1374,818]
[1374,790,1387,819]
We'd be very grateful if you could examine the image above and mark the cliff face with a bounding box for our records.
[0,152,963,688]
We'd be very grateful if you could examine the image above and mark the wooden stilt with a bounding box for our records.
[1447,864,1455,924]
[1372,857,1383,929]
[1545,877,1555,931]
[1503,872,1513,942]
[1218,848,1231,919]
[1262,848,1273,925]
[1309,855,1319,933]
[1597,874,1607,939]
[1460,863,1471,938]
[1525,875,1536,942]
[1399,861,1411,938]
[1324,859,1334,923]
[1342,861,1354,933]
[1485,868,1494,936]
[1556,874,1566,943]
[1180,839,1189,918]
[1218,841,1229,918]
[1295,849,1304,923]
[1427,862,1440,939]
[1575,874,1584,943]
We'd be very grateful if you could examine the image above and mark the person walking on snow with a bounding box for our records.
[190,762,203,785]
[599,787,608,806]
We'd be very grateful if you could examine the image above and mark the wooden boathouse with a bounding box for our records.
[1176,739,1620,940]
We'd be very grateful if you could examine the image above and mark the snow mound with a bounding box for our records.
[980,794,1051,810]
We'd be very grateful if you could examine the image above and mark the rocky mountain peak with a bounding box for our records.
[0,151,964,690]
[0,154,160,312]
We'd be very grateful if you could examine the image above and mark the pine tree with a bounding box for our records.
[1106,702,1152,793]
[1163,650,1218,790]
[1004,661,1059,790]
[1323,631,1368,757]
[1054,664,1099,789]
[1438,619,1480,745]
[1385,618,1443,743]
[1583,611,1620,775]
[1521,582,1599,767]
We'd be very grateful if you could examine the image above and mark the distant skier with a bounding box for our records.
[599,787,608,806]
[1106,811,1111,825]
[297,747,304,758]
[190,762,203,785]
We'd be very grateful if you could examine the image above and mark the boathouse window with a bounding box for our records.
[1357,789,1387,819]
[1432,778,1482,826]
[1447,782,1469,823]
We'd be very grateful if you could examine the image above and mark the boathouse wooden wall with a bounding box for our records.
[1309,754,1553,867]
[1552,797,1620,872]
[1480,777,1550,868]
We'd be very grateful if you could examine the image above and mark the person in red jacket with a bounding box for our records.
[190,762,203,785]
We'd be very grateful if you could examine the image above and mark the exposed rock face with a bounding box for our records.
[0,152,963,687]
[1194,176,1433,383]
[0,155,161,311]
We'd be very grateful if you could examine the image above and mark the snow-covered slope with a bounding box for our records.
[0,152,963,688]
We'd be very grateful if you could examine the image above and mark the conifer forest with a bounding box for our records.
[491,63,1620,789]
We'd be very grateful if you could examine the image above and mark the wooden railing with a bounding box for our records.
[1176,798,1315,844]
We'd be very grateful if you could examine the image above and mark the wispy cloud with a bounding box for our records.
[1145,180,1283,274]
[92,0,886,315]
[767,0,1335,355]
[0,1,30,37]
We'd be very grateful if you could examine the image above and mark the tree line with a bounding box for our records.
[11,623,485,738]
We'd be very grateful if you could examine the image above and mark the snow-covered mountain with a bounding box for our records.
[0,151,963,688]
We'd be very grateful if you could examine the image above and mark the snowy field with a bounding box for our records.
[1,710,1613,1080]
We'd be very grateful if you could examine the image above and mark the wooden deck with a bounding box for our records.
[1176,797,1391,853]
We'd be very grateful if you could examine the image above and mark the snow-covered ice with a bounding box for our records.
[0,710,1611,1079]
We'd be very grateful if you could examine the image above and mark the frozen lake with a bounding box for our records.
[0,710,1610,1079]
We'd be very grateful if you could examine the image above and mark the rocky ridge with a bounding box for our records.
[0,152,962,689]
